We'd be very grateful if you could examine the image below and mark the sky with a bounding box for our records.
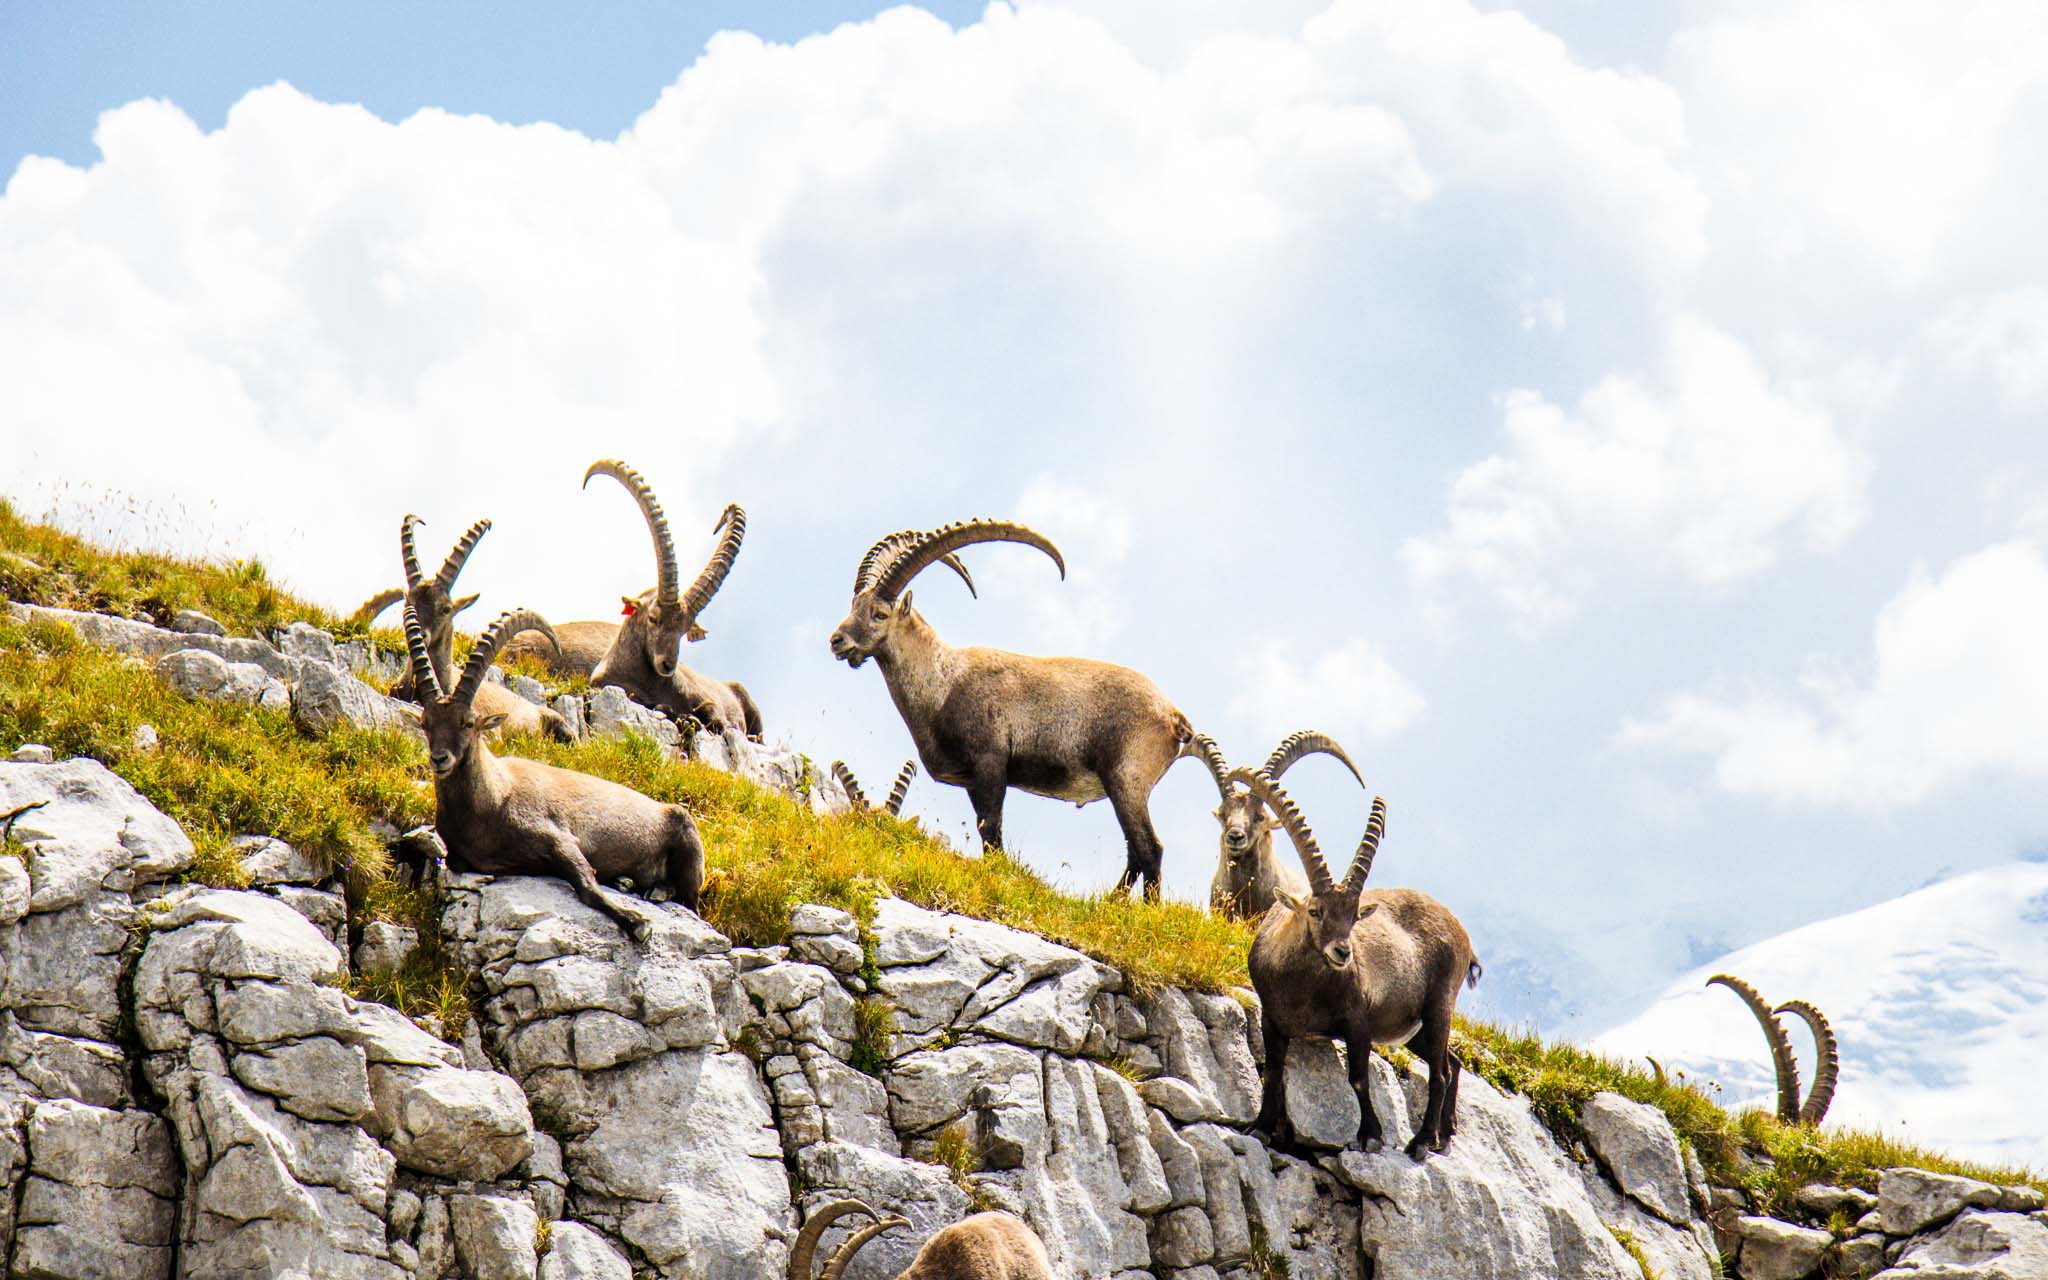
[6,1,2048,1054]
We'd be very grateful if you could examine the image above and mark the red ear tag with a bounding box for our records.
[620,602,637,617]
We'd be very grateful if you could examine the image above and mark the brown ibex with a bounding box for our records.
[1194,730,1366,918]
[828,519,1196,897]
[790,1200,1052,1280]
[1237,769,1481,1159]
[406,603,705,941]
[1707,974,1839,1125]
[832,759,917,816]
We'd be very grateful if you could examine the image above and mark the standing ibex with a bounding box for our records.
[1194,730,1367,918]
[832,759,918,816]
[1236,769,1480,1159]
[1707,974,1839,1125]
[790,1200,1052,1280]
[358,515,573,742]
[828,519,1196,897]
[406,603,705,940]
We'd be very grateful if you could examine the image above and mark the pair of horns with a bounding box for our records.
[403,601,559,707]
[348,515,493,624]
[789,1200,911,1280]
[1226,768,1386,896]
[853,519,1065,602]
[832,760,918,816]
[585,459,745,620]
[1707,974,1839,1126]
[1193,730,1365,805]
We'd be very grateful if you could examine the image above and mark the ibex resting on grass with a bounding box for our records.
[1707,973,1839,1126]
[828,519,1196,898]
[790,1200,1052,1280]
[1194,730,1366,918]
[1237,769,1480,1159]
[407,603,704,940]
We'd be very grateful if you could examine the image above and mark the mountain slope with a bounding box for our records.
[1590,861,2048,1166]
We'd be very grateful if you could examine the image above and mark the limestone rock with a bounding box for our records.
[1143,987,1259,1125]
[232,1036,374,1122]
[1735,1215,1832,1280]
[0,757,194,911]
[292,661,419,736]
[7,743,56,764]
[1796,1182,1878,1218]
[156,647,291,710]
[1283,1038,1359,1150]
[1877,1166,2004,1235]
[275,621,339,665]
[1580,1090,1691,1225]
[1876,1209,2048,1279]
[11,1099,177,1280]
[453,1193,541,1280]
[169,608,227,636]
[586,685,681,752]
[1838,1234,1886,1278]
[356,919,419,978]
[366,1059,535,1180]
[797,1140,970,1280]
[234,834,328,887]
[542,1221,634,1280]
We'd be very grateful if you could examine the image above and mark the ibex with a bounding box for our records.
[358,516,573,742]
[1707,974,1839,1125]
[828,519,1195,897]
[405,602,705,940]
[1236,769,1481,1159]
[790,1200,1052,1280]
[1193,730,1366,918]
[832,759,918,816]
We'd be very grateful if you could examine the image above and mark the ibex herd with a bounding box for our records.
[348,457,1826,1271]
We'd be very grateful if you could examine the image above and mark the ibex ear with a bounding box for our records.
[476,712,509,735]
[1357,902,1380,921]
[452,593,480,614]
[685,622,708,642]
[1274,887,1308,912]
[897,589,913,614]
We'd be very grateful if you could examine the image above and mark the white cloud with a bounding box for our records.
[1625,540,2048,808]
[1229,636,1425,743]
[1404,316,1865,628]
[1929,287,2048,403]
[1002,477,1133,654]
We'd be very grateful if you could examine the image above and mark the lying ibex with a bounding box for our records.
[1194,730,1366,918]
[406,603,704,940]
[1707,974,1839,1125]
[828,519,1195,897]
[1237,769,1480,1159]
[832,759,918,816]
[362,515,573,742]
[790,1200,1052,1280]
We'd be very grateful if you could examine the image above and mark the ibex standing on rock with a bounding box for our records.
[1194,730,1367,918]
[790,1200,1053,1280]
[1707,973,1839,1126]
[828,519,1196,898]
[407,603,705,941]
[1237,770,1481,1159]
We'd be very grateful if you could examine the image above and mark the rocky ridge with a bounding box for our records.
[0,602,2044,1279]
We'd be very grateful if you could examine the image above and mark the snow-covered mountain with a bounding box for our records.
[1586,861,2048,1167]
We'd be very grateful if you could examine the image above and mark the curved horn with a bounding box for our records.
[584,459,678,607]
[884,761,918,816]
[1708,974,1802,1123]
[401,514,427,589]
[820,1215,912,1280]
[456,609,556,706]
[789,1201,877,1280]
[854,530,978,598]
[350,588,404,626]
[1263,731,1367,790]
[434,518,492,590]
[401,601,443,702]
[1775,999,1839,1125]
[680,503,745,621]
[1228,767,1334,895]
[1189,734,1234,804]
[869,519,1064,603]
[1647,1056,1668,1088]
[1341,795,1388,891]
[831,761,869,810]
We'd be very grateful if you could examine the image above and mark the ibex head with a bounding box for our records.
[1198,732,1365,864]
[1232,767,1388,972]
[829,520,1059,667]
[406,603,558,778]
[585,459,743,678]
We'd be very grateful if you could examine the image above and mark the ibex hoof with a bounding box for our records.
[1361,1137,1383,1155]
[1403,1135,1433,1162]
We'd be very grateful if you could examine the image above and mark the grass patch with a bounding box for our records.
[1607,1224,1659,1279]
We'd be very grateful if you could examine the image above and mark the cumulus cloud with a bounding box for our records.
[1229,636,1425,743]
[1403,316,1865,629]
[1928,287,2048,403]
[1624,541,2048,808]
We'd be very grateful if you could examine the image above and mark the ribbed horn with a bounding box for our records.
[1189,734,1234,804]
[1708,975,1801,1123]
[821,1214,912,1280]
[435,518,492,590]
[585,459,678,607]
[680,503,745,621]
[831,761,869,810]
[884,761,918,816]
[1263,730,1367,789]
[350,588,403,626]
[456,609,557,706]
[789,1201,876,1280]
[1647,1056,1668,1088]
[1341,795,1388,891]
[401,600,443,702]
[869,519,1064,603]
[1228,767,1333,895]
[854,529,978,598]
[401,514,427,589]
[1775,999,1839,1125]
